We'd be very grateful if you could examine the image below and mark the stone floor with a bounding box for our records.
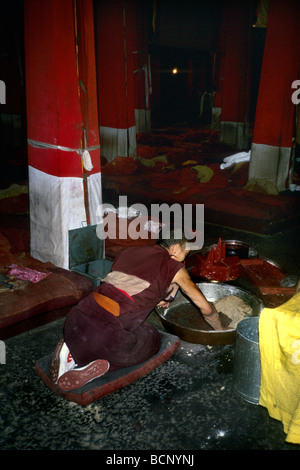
[0,222,300,453]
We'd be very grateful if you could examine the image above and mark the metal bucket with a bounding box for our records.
[233,316,261,404]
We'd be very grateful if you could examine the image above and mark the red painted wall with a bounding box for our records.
[216,2,251,124]
[95,0,136,130]
[252,0,300,148]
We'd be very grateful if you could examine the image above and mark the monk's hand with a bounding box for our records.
[156,300,170,308]
[202,303,224,331]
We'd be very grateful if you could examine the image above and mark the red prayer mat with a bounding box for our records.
[35,330,180,406]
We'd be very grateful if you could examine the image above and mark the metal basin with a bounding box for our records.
[156,283,264,345]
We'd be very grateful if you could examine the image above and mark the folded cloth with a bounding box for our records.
[7,264,51,283]
[220,151,250,169]
[258,292,300,444]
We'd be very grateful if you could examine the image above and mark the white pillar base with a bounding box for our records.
[220,120,249,150]
[211,107,221,131]
[135,109,151,133]
[249,142,292,192]
[28,166,102,269]
[99,125,137,163]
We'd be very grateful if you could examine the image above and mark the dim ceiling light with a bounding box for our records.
[172,68,178,74]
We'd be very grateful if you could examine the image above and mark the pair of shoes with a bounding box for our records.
[49,338,77,384]
[57,359,110,391]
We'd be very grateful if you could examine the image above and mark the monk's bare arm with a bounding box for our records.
[172,267,223,330]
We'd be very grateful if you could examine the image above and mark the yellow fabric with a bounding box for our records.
[191,165,214,183]
[259,293,300,444]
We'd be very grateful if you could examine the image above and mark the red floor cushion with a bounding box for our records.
[0,264,93,330]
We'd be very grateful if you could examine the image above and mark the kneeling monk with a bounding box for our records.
[50,229,223,390]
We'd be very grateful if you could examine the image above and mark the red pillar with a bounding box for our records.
[249,0,300,191]
[95,0,137,163]
[134,1,151,133]
[217,1,251,149]
[25,0,101,268]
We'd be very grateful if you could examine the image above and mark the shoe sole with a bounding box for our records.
[57,359,110,391]
[49,338,64,383]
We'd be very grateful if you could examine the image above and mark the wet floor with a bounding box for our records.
[0,222,300,452]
